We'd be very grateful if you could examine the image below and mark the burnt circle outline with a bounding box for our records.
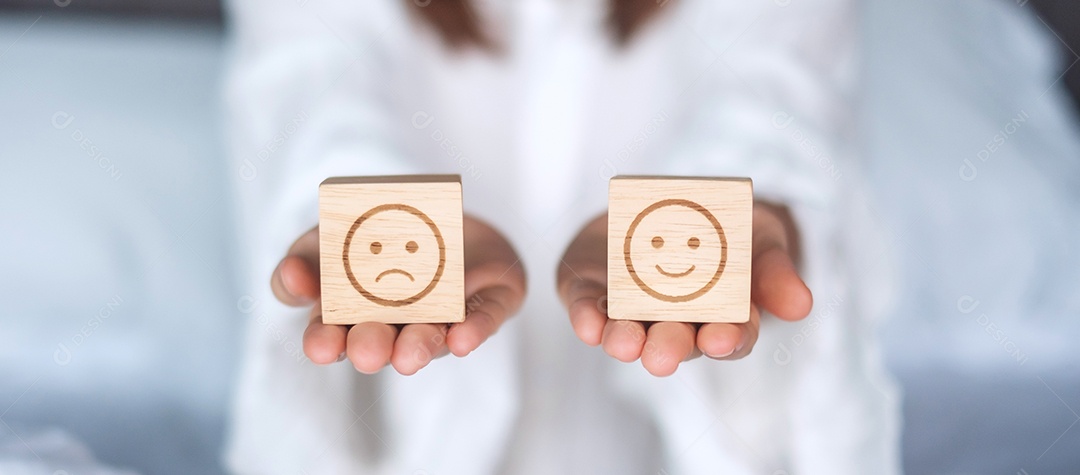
[343,203,446,307]
[623,198,727,303]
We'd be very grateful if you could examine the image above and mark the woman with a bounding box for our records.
[225,0,900,473]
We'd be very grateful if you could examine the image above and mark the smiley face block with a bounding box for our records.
[318,175,465,325]
[607,176,752,323]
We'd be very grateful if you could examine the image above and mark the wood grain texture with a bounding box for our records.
[319,175,465,324]
[607,176,752,323]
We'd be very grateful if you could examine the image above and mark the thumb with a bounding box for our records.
[271,226,321,306]
[751,204,812,321]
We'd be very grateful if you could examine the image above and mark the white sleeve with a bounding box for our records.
[223,2,423,472]
[225,0,418,276]
[660,0,854,212]
[646,1,902,473]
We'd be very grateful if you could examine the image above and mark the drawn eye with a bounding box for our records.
[651,236,664,248]
[370,242,382,254]
[687,237,700,249]
[406,241,418,253]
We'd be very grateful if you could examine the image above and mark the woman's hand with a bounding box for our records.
[556,202,812,376]
[272,216,526,375]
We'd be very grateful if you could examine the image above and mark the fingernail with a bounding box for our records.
[335,352,347,363]
[707,347,735,358]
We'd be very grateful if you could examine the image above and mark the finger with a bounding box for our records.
[391,324,449,375]
[695,322,741,359]
[641,322,696,377]
[698,304,761,361]
[752,205,812,321]
[302,301,349,364]
[346,322,398,374]
[270,226,321,306]
[271,256,320,306]
[565,280,608,346]
[448,285,515,357]
[449,248,528,358]
[751,246,812,321]
[601,319,647,362]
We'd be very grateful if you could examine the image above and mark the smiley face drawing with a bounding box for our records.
[623,199,727,303]
[342,204,446,307]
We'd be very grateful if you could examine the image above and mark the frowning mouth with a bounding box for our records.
[655,264,695,278]
[376,268,415,282]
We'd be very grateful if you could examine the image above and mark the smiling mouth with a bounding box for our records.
[655,264,695,278]
[375,268,415,282]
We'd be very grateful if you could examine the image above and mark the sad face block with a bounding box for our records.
[607,176,752,323]
[318,175,465,325]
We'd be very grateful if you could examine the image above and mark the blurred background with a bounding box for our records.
[1,0,1078,473]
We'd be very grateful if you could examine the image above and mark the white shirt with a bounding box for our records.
[224,0,900,473]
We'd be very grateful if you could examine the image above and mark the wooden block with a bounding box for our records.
[607,176,752,323]
[318,175,465,325]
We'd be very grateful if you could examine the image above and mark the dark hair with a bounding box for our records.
[406,0,670,49]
